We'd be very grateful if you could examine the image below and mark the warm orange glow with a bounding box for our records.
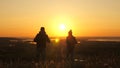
[0,0,120,37]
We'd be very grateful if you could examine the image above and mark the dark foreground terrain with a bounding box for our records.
[0,37,120,68]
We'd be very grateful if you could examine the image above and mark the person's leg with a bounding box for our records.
[43,48,46,61]
[66,48,69,59]
[70,48,75,68]
[36,47,40,62]
[71,49,74,61]
[41,48,46,67]
[41,48,46,62]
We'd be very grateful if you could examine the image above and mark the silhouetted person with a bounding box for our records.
[66,30,77,61]
[34,27,50,62]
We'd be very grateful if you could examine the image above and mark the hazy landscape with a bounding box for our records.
[0,37,120,68]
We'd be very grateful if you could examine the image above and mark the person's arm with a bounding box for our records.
[34,34,39,42]
[46,35,50,43]
[66,37,69,45]
[74,37,77,44]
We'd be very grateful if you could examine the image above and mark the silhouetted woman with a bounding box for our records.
[66,30,77,61]
[34,27,50,62]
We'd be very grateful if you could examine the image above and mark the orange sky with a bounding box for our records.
[0,0,120,38]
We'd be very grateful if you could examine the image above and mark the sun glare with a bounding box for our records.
[59,24,66,31]
[51,16,73,37]
[55,38,60,43]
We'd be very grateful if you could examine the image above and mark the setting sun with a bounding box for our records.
[49,16,74,37]
[59,24,66,31]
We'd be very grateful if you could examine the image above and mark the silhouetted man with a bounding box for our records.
[66,30,77,61]
[34,27,50,62]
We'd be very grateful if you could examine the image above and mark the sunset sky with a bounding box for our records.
[0,0,120,37]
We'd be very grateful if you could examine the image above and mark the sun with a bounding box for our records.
[55,38,60,43]
[59,24,66,31]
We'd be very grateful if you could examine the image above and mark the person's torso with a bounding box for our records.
[36,34,48,46]
[66,36,77,46]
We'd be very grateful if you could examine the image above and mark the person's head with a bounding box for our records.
[40,27,45,31]
[39,27,46,34]
[68,30,72,36]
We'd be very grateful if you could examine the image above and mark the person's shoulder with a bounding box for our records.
[73,36,76,38]
[66,36,69,39]
[37,33,39,35]
[45,34,48,36]
[37,33,40,36]
[72,36,76,39]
